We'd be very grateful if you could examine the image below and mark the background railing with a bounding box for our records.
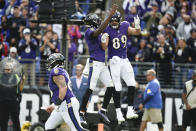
[16,56,196,89]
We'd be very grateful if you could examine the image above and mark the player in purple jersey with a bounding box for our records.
[44,53,88,131]
[101,11,141,120]
[79,4,119,125]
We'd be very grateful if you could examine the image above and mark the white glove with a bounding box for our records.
[134,15,140,29]
[101,33,109,43]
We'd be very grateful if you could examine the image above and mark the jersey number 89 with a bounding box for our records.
[112,35,127,49]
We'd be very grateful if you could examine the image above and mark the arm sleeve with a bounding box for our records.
[143,95,153,105]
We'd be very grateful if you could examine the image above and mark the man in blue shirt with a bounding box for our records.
[139,69,163,131]
[71,64,88,106]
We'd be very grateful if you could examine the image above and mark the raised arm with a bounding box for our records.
[128,16,141,35]
[92,4,118,37]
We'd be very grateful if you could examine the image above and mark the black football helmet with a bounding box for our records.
[47,53,65,71]
[84,13,101,28]
[109,11,121,29]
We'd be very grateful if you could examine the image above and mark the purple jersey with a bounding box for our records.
[85,27,105,62]
[105,21,130,59]
[48,67,74,104]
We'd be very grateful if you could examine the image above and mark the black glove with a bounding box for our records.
[55,98,63,105]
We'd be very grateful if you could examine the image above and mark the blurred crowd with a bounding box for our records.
[0,0,196,87]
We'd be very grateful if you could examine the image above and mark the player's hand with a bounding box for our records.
[46,105,55,113]
[186,104,191,110]
[109,4,118,16]
[134,15,140,29]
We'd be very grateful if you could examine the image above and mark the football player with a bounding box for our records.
[44,53,88,131]
[79,4,118,124]
[101,11,141,119]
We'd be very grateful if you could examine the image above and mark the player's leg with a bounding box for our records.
[80,60,101,124]
[113,89,125,123]
[121,58,138,119]
[98,65,115,123]
[62,98,88,131]
[80,60,101,112]
[109,57,125,123]
[45,109,64,130]
[140,109,150,131]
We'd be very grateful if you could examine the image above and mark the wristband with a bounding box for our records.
[55,98,63,105]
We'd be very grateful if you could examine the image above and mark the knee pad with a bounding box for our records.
[157,122,163,129]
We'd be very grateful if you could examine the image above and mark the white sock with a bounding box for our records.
[128,106,133,111]
[116,108,121,114]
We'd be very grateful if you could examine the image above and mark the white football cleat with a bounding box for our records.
[126,107,138,119]
[116,111,125,124]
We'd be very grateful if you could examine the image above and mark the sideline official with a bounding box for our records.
[0,57,25,131]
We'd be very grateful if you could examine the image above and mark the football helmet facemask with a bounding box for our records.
[109,11,121,29]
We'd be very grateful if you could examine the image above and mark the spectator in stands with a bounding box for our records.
[68,24,81,44]
[9,46,18,59]
[174,8,187,27]
[127,35,140,62]
[39,30,58,86]
[161,0,175,14]
[52,32,60,53]
[1,34,8,58]
[164,24,176,52]
[125,4,144,28]
[187,28,196,63]
[143,2,162,32]
[174,37,191,64]
[1,15,10,40]
[9,6,25,42]
[176,14,196,41]
[70,64,88,106]
[139,69,163,131]
[192,2,196,24]
[181,70,196,131]
[174,37,191,89]
[4,0,19,17]
[153,33,173,88]
[135,38,152,62]
[0,0,5,10]
[0,34,5,60]
[159,8,175,26]
[67,34,77,71]
[28,19,41,42]
[18,28,37,86]
[9,37,18,49]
